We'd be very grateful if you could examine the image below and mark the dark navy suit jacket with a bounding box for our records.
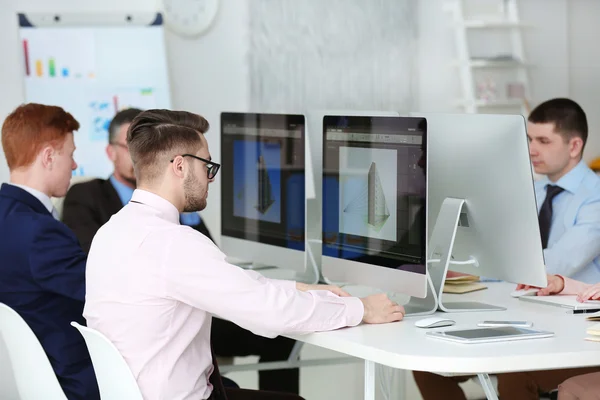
[0,183,100,400]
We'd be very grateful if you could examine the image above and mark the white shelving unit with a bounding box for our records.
[446,0,532,114]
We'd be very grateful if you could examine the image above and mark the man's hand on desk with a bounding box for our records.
[295,283,405,323]
[516,274,564,296]
[296,283,351,297]
[577,283,600,302]
[360,293,405,324]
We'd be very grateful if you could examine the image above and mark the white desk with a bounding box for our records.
[286,282,600,400]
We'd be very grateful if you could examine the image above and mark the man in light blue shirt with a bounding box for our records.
[413,98,600,400]
[528,98,600,284]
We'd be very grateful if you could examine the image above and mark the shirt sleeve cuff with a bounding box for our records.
[344,297,364,327]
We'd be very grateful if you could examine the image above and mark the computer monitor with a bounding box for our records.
[220,112,307,272]
[410,112,547,313]
[321,115,428,298]
[305,110,400,278]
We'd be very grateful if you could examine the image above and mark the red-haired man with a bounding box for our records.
[0,103,100,400]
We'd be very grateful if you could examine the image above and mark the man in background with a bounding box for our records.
[527,98,600,282]
[62,108,302,394]
[0,103,100,399]
[413,98,600,400]
[63,108,212,253]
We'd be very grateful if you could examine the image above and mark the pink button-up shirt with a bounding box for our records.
[84,189,363,400]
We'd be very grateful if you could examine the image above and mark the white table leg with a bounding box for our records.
[477,373,499,400]
[364,360,376,400]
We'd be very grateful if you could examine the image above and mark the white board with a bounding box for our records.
[18,12,171,178]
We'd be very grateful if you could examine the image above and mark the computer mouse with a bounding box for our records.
[414,317,456,329]
[510,288,539,298]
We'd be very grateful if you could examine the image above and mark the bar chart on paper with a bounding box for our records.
[21,29,96,80]
[19,14,171,179]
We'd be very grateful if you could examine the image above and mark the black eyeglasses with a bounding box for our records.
[170,154,221,179]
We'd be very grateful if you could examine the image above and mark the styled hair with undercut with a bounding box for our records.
[126,109,209,183]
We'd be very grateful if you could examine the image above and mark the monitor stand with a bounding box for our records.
[404,197,505,316]
[226,249,321,285]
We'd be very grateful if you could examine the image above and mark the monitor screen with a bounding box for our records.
[221,112,306,251]
[322,115,427,273]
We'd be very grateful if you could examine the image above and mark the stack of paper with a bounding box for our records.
[446,275,480,283]
[586,312,600,322]
[443,275,487,294]
[586,322,600,342]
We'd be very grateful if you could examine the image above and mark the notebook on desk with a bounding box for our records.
[585,323,600,342]
[586,312,600,321]
[443,282,487,294]
[519,295,600,310]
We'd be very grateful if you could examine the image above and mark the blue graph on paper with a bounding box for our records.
[88,100,112,141]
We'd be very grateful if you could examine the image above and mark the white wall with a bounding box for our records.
[165,0,250,243]
[415,0,455,113]
[568,0,600,163]
[520,0,570,105]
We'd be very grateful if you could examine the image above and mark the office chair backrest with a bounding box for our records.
[71,322,143,400]
[51,175,96,219]
[0,303,67,400]
[0,335,19,400]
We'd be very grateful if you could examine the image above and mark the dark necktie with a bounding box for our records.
[538,185,564,249]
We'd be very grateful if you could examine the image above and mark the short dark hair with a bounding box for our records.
[108,108,143,144]
[126,109,210,183]
[528,98,588,148]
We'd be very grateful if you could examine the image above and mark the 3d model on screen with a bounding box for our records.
[343,162,390,231]
[255,155,276,214]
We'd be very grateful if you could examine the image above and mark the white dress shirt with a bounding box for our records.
[84,189,364,400]
[9,183,58,218]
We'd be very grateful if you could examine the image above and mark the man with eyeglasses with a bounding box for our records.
[62,109,311,395]
[63,108,214,253]
[83,109,404,400]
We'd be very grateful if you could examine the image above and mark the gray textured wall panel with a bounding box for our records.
[249,0,416,113]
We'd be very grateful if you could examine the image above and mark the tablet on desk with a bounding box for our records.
[426,326,554,344]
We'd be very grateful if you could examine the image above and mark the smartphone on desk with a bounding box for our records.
[477,321,533,328]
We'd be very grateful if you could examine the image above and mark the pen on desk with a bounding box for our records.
[568,308,600,314]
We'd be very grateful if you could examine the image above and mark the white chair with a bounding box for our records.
[71,322,143,400]
[0,334,20,400]
[0,303,67,400]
